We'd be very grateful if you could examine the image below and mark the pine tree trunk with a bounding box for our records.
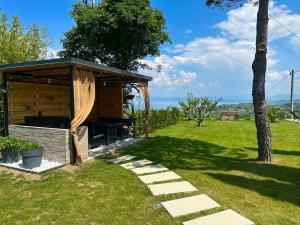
[252,0,272,161]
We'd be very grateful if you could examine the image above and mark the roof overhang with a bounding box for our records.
[0,57,152,82]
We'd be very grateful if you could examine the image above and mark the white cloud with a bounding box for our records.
[164,44,185,54]
[217,2,300,44]
[171,37,255,70]
[266,70,289,81]
[45,47,59,59]
[144,1,300,96]
[145,35,255,95]
[289,36,300,53]
[174,71,197,86]
[198,81,223,89]
[184,29,192,35]
[153,69,198,89]
[217,3,257,41]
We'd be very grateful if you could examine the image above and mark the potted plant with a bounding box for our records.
[20,141,43,169]
[0,136,22,163]
[126,94,135,100]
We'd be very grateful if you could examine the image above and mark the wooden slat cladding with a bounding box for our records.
[8,82,70,124]
[89,85,123,120]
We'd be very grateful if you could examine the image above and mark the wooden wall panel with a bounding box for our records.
[8,82,122,125]
[8,82,70,124]
[89,85,123,121]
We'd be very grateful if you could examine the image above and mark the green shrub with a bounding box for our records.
[135,107,181,135]
[0,136,23,151]
[20,140,43,151]
[268,107,280,123]
[0,137,42,151]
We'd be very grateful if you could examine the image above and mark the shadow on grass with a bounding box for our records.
[125,136,300,206]
[206,173,300,207]
[245,147,300,157]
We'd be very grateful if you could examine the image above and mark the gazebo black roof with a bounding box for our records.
[0,57,152,81]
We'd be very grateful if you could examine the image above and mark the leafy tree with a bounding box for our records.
[0,10,48,65]
[205,0,272,161]
[59,0,171,71]
[268,107,279,123]
[180,93,221,127]
[179,93,199,120]
[0,9,47,136]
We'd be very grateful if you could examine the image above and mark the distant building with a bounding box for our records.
[220,111,238,121]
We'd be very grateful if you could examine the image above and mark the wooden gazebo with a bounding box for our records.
[0,57,152,165]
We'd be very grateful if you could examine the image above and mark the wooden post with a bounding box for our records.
[2,72,9,136]
[69,66,76,165]
[132,99,136,137]
[290,69,295,119]
[140,82,150,137]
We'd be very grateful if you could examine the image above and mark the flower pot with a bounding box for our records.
[21,148,43,169]
[126,94,135,100]
[1,149,20,163]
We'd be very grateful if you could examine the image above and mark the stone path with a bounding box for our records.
[131,164,169,175]
[109,154,255,225]
[182,209,255,225]
[139,171,182,184]
[89,138,144,160]
[161,194,220,218]
[148,181,198,196]
[121,159,153,169]
[109,155,136,164]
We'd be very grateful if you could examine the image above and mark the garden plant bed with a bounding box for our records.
[0,160,64,174]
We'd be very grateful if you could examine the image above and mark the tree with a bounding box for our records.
[267,107,279,123]
[205,0,272,161]
[59,0,171,71]
[0,10,48,65]
[179,93,221,127]
[0,10,47,136]
[179,93,198,120]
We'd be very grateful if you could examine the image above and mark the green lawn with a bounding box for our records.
[0,120,299,225]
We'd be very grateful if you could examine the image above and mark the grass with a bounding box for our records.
[0,120,299,225]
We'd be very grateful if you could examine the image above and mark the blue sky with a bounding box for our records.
[1,0,300,100]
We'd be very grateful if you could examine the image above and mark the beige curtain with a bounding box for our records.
[139,82,150,137]
[70,68,95,164]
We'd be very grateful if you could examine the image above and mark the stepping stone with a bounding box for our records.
[182,209,255,225]
[108,155,136,164]
[131,164,169,175]
[121,159,153,169]
[148,181,197,196]
[139,171,182,184]
[162,194,220,218]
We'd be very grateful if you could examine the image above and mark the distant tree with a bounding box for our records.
[59,0,171,71]
[0,9,47,136]
[0,10,48,65]
[268,107,279,123]
[179,93,221,127]
[179,93,198,120]
[205,0,273,161]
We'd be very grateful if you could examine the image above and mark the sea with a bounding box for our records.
[146,96,299,109]
[148,97,252,109]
